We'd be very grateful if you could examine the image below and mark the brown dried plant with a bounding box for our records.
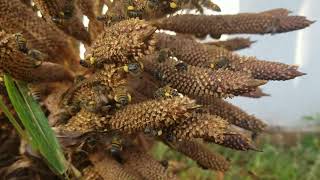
[0,0,314,179]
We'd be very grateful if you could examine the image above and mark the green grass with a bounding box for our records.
[152,134,320,180]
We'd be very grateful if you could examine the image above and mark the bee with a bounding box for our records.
[113,86,132,107]
[144,127,163,137]
[14,33,28,53]
[52,0,74,25]
[210,57,230,70]
[154,85,179,99]
[209,33,222,39]
[109,136,123,163]
[195,33,207,40]
[154,70,166,82]
[127,5,143,19]
[175,62,188,71]
[147,0,160,9]
[51,16,64,26]
[27,49,44,67]
[27,84,42,102]
[123,61,144,76]
[157,48,172,62]
[79,59,91,68]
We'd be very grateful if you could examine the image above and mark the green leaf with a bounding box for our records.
[4,74,68,175]
[0,95,26,139]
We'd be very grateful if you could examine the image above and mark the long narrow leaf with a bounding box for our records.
[4,74,68,175]
[0,95,26,139]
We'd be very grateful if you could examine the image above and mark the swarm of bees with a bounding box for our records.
[0,0,314,179]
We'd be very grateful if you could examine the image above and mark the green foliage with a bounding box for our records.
[2,74,68,175]
[152,134,320,180]
[303,113,320,122]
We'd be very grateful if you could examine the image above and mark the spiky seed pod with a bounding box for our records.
[101,0,179,22]
[82,166,103,180]
[89,153,140,180]
[143,54,267,98]
[176,0,221,14]
[0,31,40,80]
[169,113,229,143]
[260,8,292,16]
[206,131,258,151]
[84,19,157,67]
[208,44,306,80]
[134,0,180,19]
[155,33,213,68]
[0,0,79,65]
[171,140,229,171]
[0,31,73,82]
[154,9,314,37]
[60,64,129,112]
[123,149,178,180]
[205,37,255,51]
[202,98,267,133]
[33,0,91,44]
[241,88,270,98]
[227,56,306,80]
[156,33,306,80]
[59,109,108,133]
[109,96,197,134]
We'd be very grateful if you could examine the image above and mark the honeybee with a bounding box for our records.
[157,48,172,62]
[52,0,74,25]
[123,61,144,76]
[154,85,179,99]
[109,136,123,163]
[126,5,143,19]
[210,57,230,70]
[14,33,28,53]
[27,84,42,102]
[154,70,166,82]
[113,86,132,107]
[144,127,163,136]
[27,49,44,67]
[175,62,188,71]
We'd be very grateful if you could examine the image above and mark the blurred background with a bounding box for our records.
[212,0,320,129]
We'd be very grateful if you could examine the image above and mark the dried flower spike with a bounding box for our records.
[84,18,157,67]
[0,0,79,65]
[123,148,178,180]
[89,152,140,180]
[171,140,229,171]
[0,31,73,82]
[154,9,314,37]
[205,37,255,51]
[109,96,197,134]
[33,0,91,44]
[203,98,267,133]
[143,54,267,98]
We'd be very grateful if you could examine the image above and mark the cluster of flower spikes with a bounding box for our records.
[0,0,314,179]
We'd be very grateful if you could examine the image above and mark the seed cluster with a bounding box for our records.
[0,0,314,179]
